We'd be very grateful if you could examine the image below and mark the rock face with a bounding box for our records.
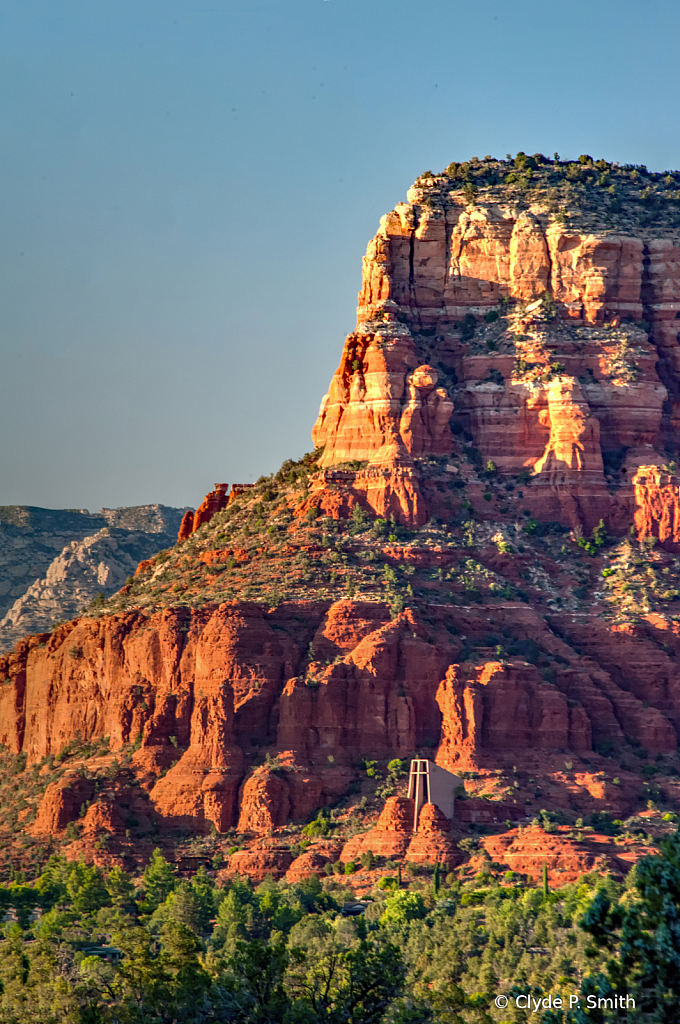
[404,802,461,866]
[0,506,188,653]
[313,328,454,466]
[313,177,680,536]
[435,661,593,767]
[191,484,230,535]
[30,774,96,835]
[4,590,680,840]
[178,484,257,540]
[286,842,342,882]
[342,796,415,862]
[633,465,680,551]
[177,511,194,542]
[6,161,680,871]
[482,825,640,886]
[223,847,293,883]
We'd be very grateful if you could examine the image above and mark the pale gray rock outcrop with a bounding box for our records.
[0,504,189,652]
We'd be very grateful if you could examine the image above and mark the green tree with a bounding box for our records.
[222,938,291,1023]
[142,848,176,911]
[288,937,406,1023]
[189,864,216,933]
[380,890,427,927]
[211,887,251,949]
[168,882,201,933]
[112,922,173,1021]
[161,920,213,1021]
[579,831,680,1021]
[67,863,110,915]
[106,864,135,908]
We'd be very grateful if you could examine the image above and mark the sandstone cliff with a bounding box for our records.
[1,588,677,844]
[313,156,680,540]
[3,156,680,887]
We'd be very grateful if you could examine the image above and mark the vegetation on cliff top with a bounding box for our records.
[413,152,680,236]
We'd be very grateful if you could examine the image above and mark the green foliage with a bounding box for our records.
[66,863,109,915]
[349,503,370,534]
[577,518,608,556]
[86,591,107,613]
[302,809,333,839]
[380,889,427,926]
[579,830,680,1019]
[287,936,406,1023]
[4,845,679,1024]
[459,313,477,342]
[360,850,376,871]
[386,758,407,779]
[142,848,176,912]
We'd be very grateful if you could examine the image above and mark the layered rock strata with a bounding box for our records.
[2,595,677,839]
[313,179,680,537]
[6,160,680,870]
[633,465,680,551]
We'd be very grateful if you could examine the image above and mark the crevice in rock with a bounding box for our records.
[408,208,422,332]
[542,220,555,298]
[642,242,680,453]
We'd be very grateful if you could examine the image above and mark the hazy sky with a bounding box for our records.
[2,0,680,511]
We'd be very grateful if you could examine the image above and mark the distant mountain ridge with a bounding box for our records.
[0,504,189,652]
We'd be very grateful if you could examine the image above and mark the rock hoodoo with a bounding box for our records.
[179,484,257,541]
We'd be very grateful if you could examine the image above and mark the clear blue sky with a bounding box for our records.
[2,0,679,511]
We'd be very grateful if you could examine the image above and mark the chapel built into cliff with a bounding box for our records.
[407,759,460,831]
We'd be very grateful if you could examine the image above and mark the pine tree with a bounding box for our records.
[143,848,176,911]
[169,882,200,933]
[580,830,680,1020]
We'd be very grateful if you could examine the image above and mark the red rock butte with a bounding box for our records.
[3,157,680,880]
[312,173,680,535]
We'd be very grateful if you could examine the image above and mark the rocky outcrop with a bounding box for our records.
[276,609,445,760]
[0,505,188,653]
[178,484,257,541]
[313,325,454,466]
[313,177,680,533]
[178,511,194,542]
[4,591,678,839]
[286,842,342,882]
[404,802,461,866]
[224,847,293,883]
[236,768,292,833]
[341,796,414,861]
[80,799,126,835]
[435,660,593,769]
[356,195,659,326]
[343,798,463,867]
[30,774,95,835]
[482,825,639,885]
[634,465,680,551]
[192,484,230,534]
